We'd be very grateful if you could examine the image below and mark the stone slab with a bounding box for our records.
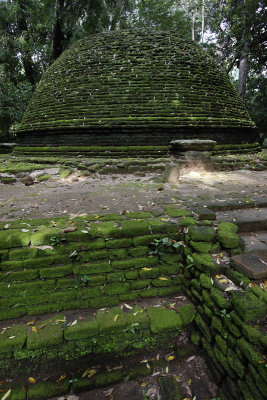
[171,139,216,151]
[158,376,182,400]
[192,207,216,220]
[231,252,267,279]
[216,208,267,232]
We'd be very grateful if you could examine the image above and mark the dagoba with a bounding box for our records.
[16,30,257,151]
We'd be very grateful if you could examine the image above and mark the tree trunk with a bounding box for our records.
[49,0,65,64]
[238,43,249,102]
[17,1,36,84]
[192,13,195,41]
[201,0,205,43]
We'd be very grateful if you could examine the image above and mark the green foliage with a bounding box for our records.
[149,237,180,256]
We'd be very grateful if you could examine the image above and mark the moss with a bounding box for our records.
[105,238,132,248]
[94,369,123,388]
[178,303,195,325]
[248,364,267,398]
[199,273,213,289]
[139,287,159,297]
[215,334,228,355]
[74,261,112,274]
[9,248,39,260]
[124,269,138,279]
[195,314,212,342]
[0,269,39,283]
[249,286,267,303]
[128,246,148,257]
[78,287,102,299]
[210,287,231,309]
[125,364,151,380]
[130,279,151,289]
[242,324,262,345]
[188,225,215,242]
[190,241,212,253]
[76,238,106,250]
[147,306,182,333]
[133,235,161,246]
[237,337,263,366]
[82,249,109,261]
[179,217,197,227]
[27,315,64,350]
[151,276,172,287]
[112,259,135,270]
[107,271,124,283]
[90,296,119,308]
[103,282,129,295]
[0,230,30,249]
[139,267,159,279]
[133,256,158,269]
[216,230,240,249]
[121,220,149,236]
[39,264,72,278]
[27,380,70,400]
[0,324,27,354]
[232,290,266,322]
[126,211,151,219]
[108,248,128,259]
[120,292,138,301]
[160,253,183,264]
[0,307,26,320]
[164,206,191,218]
[190,330,200,346]
[159,263,181,275]
[192,252,216,271]
[211,316,223,333]
[97,307,127,334]
[237,380,254,400]
[38,174,51,181]
[218,221,238,233]
[65,317,98,340]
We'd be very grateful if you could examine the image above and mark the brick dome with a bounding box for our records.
[17,30,257,147]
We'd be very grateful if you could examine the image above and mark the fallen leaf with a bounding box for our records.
[8,336,15,339]
[159,277,168,281]
[1,389,11,400]
[142,267,152,271]
[160,218,168,222]
[114,314,119,322]
[71,320,77,327]
[141,383,148,387]
[28,377,36,384]
[103,388,114,396]
[167,355,175,361]
[124,303,133,310]
[187,378,192,385]
[4,224,9,230]
[63,226,77,233]
[88,369,97,378]
[218,279,228,284]
[31,326,38,333]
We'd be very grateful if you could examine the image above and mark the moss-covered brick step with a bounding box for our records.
[121,220,150,236]
[216,230,240,249]
[164,205,191,218]
[0,324,27,355]
[188,225,215,242]
[27,315,65,350]
[147,306,183,333]
[65,317,99,340]
[232,290,266,322]
[0,230,30,249]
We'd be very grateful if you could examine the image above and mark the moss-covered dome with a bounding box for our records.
[17,30,257,147]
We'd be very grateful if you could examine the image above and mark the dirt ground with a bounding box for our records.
[0,169,266,221]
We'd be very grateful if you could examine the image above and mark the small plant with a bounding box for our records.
[74,275,90,288]
[186,254,194,268]
[220,309,231,319]
[123,323,140,334]
[50,236,66,246]
[149,237,180,256]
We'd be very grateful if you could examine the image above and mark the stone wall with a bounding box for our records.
[0,210,266,399]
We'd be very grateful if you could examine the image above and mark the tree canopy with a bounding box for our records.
[0,0,266,138]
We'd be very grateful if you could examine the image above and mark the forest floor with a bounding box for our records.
[0,168,266,222]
